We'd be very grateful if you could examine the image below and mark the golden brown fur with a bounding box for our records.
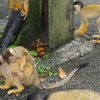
[0,55,25,94]
[47,89,100,100]
[6,0,29,19]
[0,46,88,94]
[0,47,41,94]
[1,48,26,71]
[27,89,100,100]
[74,1,100,36]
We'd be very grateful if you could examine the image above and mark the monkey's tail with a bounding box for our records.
[42,62,89,89]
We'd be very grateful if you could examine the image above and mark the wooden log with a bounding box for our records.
[0,9,25,49]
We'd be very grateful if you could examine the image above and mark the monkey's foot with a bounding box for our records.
[7,89,24,94]
[0,85,10,89]
[74,30,84,35]
[90,40,100,43]
[92,35,100,39]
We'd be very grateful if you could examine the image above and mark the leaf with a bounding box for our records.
[30,39,47,57]
[40,78,46,82]
[8,45,16,48]
[38,51,46,57]
[57,67,66,79]
[53,73,58,76]
[29,50,38,56]
[67,63,73,66]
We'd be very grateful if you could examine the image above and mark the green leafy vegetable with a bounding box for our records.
[8,45,16,48]
[29,50,38,56]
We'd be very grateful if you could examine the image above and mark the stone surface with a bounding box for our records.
[0,0,100,100]
[38,34,94,66]
[50,34,93,65]
[49,0,73,50]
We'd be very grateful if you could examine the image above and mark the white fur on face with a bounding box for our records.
[0,54,3,63]
[9,48,14,54]
[74,5,81,15]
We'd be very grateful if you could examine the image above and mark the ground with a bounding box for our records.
[0,0,100,100]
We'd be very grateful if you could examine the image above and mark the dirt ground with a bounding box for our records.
[0,45,100,100]
[0,0,100,100]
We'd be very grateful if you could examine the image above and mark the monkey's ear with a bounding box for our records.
[74,5,81,10]
[9,48,14,54]
[0,54,3,63]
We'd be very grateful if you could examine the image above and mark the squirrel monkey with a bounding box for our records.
[0,50,41,94]
[74,1,100,36]
[27,89,100,100]
[1,48,26,71]
[0,54,26,94]
[6,0,29,20]
[0,46,41,94]
[0,46,89,94]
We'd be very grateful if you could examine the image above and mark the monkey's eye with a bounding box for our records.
[10,57,15,62]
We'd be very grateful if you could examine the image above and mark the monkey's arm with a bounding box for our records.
[7,0,23,11]
[0,78,13,89]
[15,55,26,71]
[0,69,13,89]
[7,0,15,9]
[23,0,29,15]
[75,23,89,35]
[20,55,26,71]
[75,15,89,35]
[7,75,24,94]
[21,0,29,20]
[13,1,24,11]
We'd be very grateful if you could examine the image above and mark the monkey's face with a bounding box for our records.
[4,51,16,63]
[74,1,83,8]
[1,48,16,63]
[9,56,16,62]
[74,1,83,14]
[74,5,81,14]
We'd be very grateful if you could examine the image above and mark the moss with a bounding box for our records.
[48,0,73,50]
[21,0,73,50]
[21,0,42,46]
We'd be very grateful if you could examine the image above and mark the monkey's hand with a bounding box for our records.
[92,35,100,39]
[74,30,84,35]
[8,88,24,94]
[14,7,19,11]
[90,40,100,43]
[20,10,27,20]
[0,85,10,89]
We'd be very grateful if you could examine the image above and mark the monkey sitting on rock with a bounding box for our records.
[0,46,89,94]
